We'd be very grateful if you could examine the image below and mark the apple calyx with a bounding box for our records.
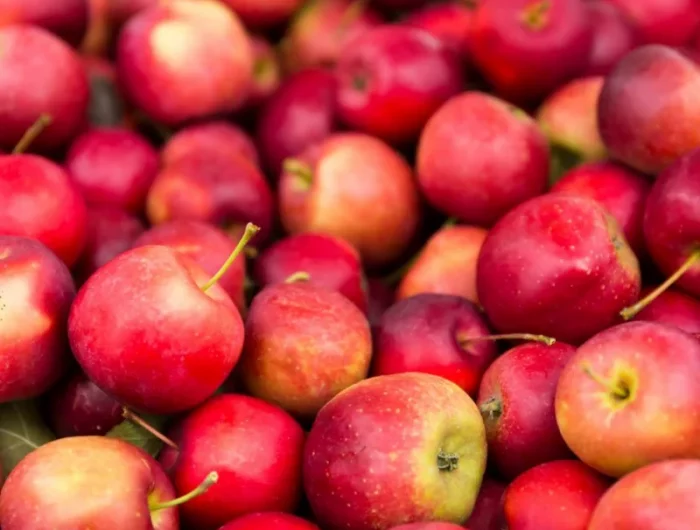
[201,222,261,292]
[284,271,311,283]
[620,248,700,320]
[12,114,53,154]
[149,471,219,512]
[283,158,314,188]
[437,451,460,472]
[122,407,178,450]
[479,397,502,421]
[520,0,551,31]
[581,362,633,404]
[457,333,556,349]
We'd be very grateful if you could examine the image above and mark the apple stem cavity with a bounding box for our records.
[149,471,219,512]
[282,158,313,187]
[122,407,178,450]
[201,222,261,292]
[437,451,460,472]
[12,114,53,154]
[620,249,700,320]
[284,271,311,283]
[458,333,556,348]
[580,363,630,401]
[479,398,502,420]
[520,0,551,31]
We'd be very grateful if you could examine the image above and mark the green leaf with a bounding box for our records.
[0,400,56,474]
[105,413,169,458]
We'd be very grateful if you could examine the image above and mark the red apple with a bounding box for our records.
[254,232,368,313]
[465,479,506,530]
[477,194,641,344]
[279,132,421,268]
[220,512,320,530]
[219,0,302,28]
[245,35,282,109]
[304,372,487,530]
[632,287,700,338]
[335,25,463,144]
[401,1,475,60]
[583,0,637,76]
[607,0,700,47]
[390,523,465,530]
[555,321,700,477]
[367,277,395,332]
[502,460,609,530]
[108,0,157,26]
[597,44,700,175]
[159,394,305,530]
[0,0,88,46]
[588,459,700,529]
[116,0,253,125]
[417,92,550,226]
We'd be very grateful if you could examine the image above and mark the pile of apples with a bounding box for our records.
[1,0,700,529]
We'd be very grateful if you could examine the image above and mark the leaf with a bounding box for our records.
[0,400,56,474]
[106,413,169,458]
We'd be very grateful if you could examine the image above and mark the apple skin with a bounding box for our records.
[464,479,506,530]
[551,161,651,256]
[597,45,700,175]
[555,321,700,478]
[0,155,88,268]
[583,1,637,76]
[607,0,700,47]
[0,236,75,401]
[0,0,88,46]
[397,225,487,305]
[132,219,247,316]
[279,132,421,269]
[477,342,576,479]
[239,282,372,419]
[304,372,487,530]
[502,460,609,530]
[372,294,497,397]
[219,0,303,28]
[632,287,700,338]
[68,245,245,414]
[401,1,475,61]
[254,232,368,313]
[0,25,89,152]
[220,512,320,530]
[416,92,550,227]
[367,277,395,333]
[245,35,282,109]
[477,194,641,344]
[0,436,179,530]
[335,25,463,145]
[643,147,700,297]
[116,0,253,126]
[588,459,700,530]
[389,523,465,530]
[159,394,305,530]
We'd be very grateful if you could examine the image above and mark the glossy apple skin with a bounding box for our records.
[477,342,576,479]
[256,68,337,178]
[417,92,550,227]
[68,245,244,414]
[551,161,651,255]
[465,479,506,530]
[132,220,247,315]
[0,155,88,268]
[555,321,700,478]
[607,0,700,47]
[45,372,122,437]
[220,512,320,530]
[159,394,305,530]
[279,132,421,268]
[583,1,637,76]
[643,148,700,297]
[588,459,700,530]
[632,288,700,338]
[372,294,497,397]
[116,0,253,126]
[0,0,88,45]
[401,1,474,60]
[477,194,641,345]
[304,373,487,530]
[0,25,89,152]
[65,127,159,214]
[470,0,593,104]
[239,282,372,419]
[503,460,609,530]
[598,45,700,175]
[0,236,74,401]
[0,436,179,530]
[219,0,302,28]
[389,523,465,530]
[398,225,486,305]
[335,25,463,145]
[254,232,368,313]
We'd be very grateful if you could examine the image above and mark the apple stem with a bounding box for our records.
[201,223,260,292]
[479,398,502,420]
[437,451,460,472]
[581,363,629,400]
[12,114,53,154]
[282,158,313,186]
[149,471,219,512]
[520,0,551,31]
[620,249,700,320]
[458,333,556,347]
[284,271,311,283]
[122,407,178,450]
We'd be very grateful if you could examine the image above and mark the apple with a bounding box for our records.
[0,25,89,152]
[254,232,368,313]
[82,57,135,130]
[158,394,305,530]
[477,342,576,479]
[397,224,487,305]
[597,44,700,175]
[108,0,157,26]
[220,512,320,530]
[116,0,253,126]
[0,0,88,46]
[632,287,700,338]
[389,523,465,530]
[400,1,475,61]
[367,277,395,333]
[555,321,700,478]
[334,25,463,145]
[68,224,258,415]
[245,35,282,109]
[502,460,609,530]
[588,459,700,529]
[606,0,700,47]
[465,479,506,530]
[416,92,550,227]
[583,0,637,76]
[304,372,487,530]
[219,0,302,28]
[279,132,421,268]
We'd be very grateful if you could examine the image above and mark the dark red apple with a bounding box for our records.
[219,0,303,28]
[632,287,700,338]
[108,0,157,25]
[367,277,395,332]
[373,0,431,9]
[477,194,641,344]
[417,91,550,227]
[401,1,475,60]
[0,0,88,46]
[245,35,282,109]
[555,321,700,477]
[583,0,637,76]
[335,25,463,144]
[465,479,506,530]
[220,512,320,530]
[607,0,700,47]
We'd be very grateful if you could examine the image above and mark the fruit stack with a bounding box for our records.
[0,0,698,529]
